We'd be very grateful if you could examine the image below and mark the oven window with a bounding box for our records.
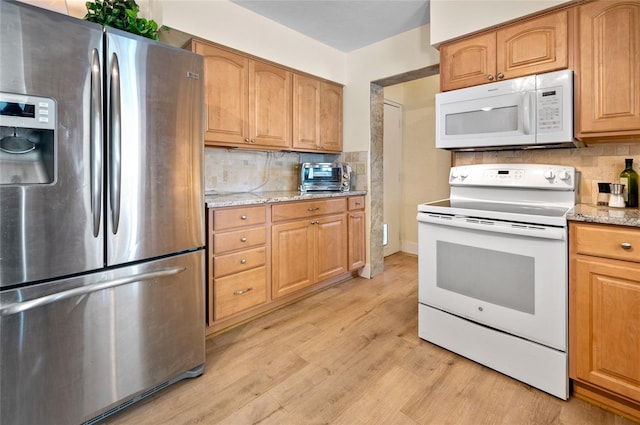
[445,106,518,135]
[436,241,535,314]
[304,167,339,182]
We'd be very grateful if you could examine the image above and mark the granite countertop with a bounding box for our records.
[567,204,640,228]
[204,190,367,208]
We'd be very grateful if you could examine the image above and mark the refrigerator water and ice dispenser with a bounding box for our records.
[0,92,56,185]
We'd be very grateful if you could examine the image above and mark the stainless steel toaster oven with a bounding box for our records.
[299,162,351,192]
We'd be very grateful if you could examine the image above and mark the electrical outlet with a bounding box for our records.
[355,163,366,175]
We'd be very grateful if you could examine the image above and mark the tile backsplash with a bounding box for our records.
[204,147,369,193]
[453,143,640,205]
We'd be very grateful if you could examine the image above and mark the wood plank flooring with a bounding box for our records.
[104,253,636,425]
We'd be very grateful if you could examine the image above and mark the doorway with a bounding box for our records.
[368,65,441,276]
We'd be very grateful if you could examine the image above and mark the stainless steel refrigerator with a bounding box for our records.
[0,1,206,424]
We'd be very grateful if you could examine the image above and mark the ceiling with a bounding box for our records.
[230,0,430,52]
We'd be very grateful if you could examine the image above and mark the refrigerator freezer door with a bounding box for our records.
[0,2,104,287]
[105,29,205,266]
[0,250,205,425]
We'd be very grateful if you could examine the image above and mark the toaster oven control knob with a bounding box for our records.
[544,170,556,180]
[343,173,349,179]
[558,171,571,181]
[343,181,349,187]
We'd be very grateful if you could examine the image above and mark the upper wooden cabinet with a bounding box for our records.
[293,74,343,152]
[440,10,569,91]
[189,39,343,152]
[576,0,640,140]
[190,39,291,149]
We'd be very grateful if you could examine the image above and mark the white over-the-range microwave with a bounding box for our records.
[436,69,580,151]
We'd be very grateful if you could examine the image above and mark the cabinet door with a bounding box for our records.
[193,42,249,145]
[577,0,640,136]
[319,82,343,152]
[316,214,348,282]
[496,10,568,80]
[250,61,292,148]
[271,219,315,298]
[572,257,640,402]
[440,32,497,91]
[348,210,365,271]
[292,74,321,150]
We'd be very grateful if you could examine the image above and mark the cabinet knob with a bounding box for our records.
[233,287,253,296]
[497,72,504,79]
[244,138,250,143]
[621,242,632,250]
[240,215,247,220]
[240,258,247,264]
[310,220,319,225]
[250,139,256,144]
[487,74,494,81]
[240,237,247,242]
[307,207,320,212]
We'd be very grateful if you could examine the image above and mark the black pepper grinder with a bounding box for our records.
[597,182,610,206]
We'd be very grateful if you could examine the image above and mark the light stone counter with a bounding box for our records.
[567,204,640,228]
[205,190,367,208]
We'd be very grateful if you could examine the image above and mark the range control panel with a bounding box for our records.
[449,164,576,190]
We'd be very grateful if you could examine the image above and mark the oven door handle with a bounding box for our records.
[417,213,566,240]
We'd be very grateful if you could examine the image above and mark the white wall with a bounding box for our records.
[400,75,450,254]
[148,0,346,84]
[430,0,573,45]
[344,25,439,153]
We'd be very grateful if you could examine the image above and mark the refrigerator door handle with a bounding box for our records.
[109,52,122,234]
[0,267,186,316]
[90,48,103,238]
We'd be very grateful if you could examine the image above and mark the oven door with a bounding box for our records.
[417,213,567,351]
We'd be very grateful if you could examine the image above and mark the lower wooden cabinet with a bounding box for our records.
[207,195,364,335]
[569,222,640,422]
[271,199,348,298]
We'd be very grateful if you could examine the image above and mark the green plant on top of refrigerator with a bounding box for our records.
[84,0,159,41]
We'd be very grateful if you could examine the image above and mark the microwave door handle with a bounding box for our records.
[523,92,533,135]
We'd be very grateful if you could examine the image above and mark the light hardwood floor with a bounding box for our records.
[104,253,636,425]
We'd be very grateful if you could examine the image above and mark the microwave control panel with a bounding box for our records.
[536,87,562,133]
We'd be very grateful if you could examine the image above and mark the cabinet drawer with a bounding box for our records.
[272,198,346,222]
[348,196,365,210]
[574,223,640,263]
[213,205,266,231]
[213,226,266,254]
[213,266,267,320]
[214,246,266,277]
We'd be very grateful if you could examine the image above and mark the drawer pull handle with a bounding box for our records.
[621,242,632,250]
[240,215,247,220]
[307,207,320,212]
[240,258,247,264]
[311,220,319,225]
[234,287,253,296]
[240,237,247,242]
[355,202,361,206]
